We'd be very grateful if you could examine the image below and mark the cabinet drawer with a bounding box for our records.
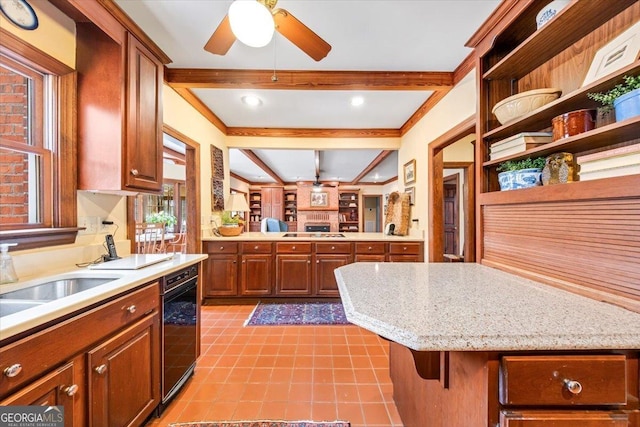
[205,242,238,254]
[500,410,628,426]
[276,242,312,253]
[355,242,385,254]
[500,355,627,406]
[241,242,272,254]
[315,242,352,254]
[0,282,159,398]
[388,242,421,255]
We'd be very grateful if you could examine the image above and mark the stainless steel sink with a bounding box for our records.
[0,277,116,301]
[0,299,45,317]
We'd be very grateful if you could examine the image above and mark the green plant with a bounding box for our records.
[146,210,177,226]
[587,75,640,106]
[497,157,546,172]
[221,211,240,225]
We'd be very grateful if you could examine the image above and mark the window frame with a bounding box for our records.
[0,28,78,249]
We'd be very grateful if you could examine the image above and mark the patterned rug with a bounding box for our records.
[170,422,350,427]
[244,301,350,326]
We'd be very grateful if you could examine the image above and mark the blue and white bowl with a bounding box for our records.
[536,0,571,29]
[498,168,543,191]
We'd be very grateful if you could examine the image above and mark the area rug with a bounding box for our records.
[169,422,349,427]
[244,301,350,326]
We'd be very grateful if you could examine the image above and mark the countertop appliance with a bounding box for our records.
[157,263,198,414]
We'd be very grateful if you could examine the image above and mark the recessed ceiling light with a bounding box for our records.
[350,96,364,107]
[242,95,263,107]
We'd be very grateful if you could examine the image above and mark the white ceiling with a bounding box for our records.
[117,0,500,185]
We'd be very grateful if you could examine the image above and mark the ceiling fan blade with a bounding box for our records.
[204,15,236,55]
[273,8,331,61]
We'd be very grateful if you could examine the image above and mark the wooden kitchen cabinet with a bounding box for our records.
[388,242,423,262]
[0,358,84,427]
[314,243,353,296]
[355,242,386,262]
[500,410,629,427]
[203,242,239,297]
[87,312,159,427]
[275,242,312,296]
[74,3,168,194]
[240,242,273,296]
[262,187,284,220]
[0,282,160,427]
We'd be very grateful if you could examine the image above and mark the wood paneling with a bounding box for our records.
[227,127,400,138]
[483,199,640,302]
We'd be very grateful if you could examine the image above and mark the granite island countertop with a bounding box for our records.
[335,262,640,352]
[202,231,424,242]
[0,254,207,341]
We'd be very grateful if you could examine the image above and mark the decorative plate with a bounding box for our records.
[0,0,38,30]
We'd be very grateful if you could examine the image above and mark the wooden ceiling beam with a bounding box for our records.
[227,127,400,138]
[166,69,454,91]
[240,149,285,185]
[349,150,394,185]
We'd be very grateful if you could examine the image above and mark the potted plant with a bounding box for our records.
[218,211,243,236]
[146,211,177,231]
[587,75,640,124]
[496,157,546,191]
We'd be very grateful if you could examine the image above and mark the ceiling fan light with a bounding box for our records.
[229,0,274,48]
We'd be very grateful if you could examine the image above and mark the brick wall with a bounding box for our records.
[0,66,30,224]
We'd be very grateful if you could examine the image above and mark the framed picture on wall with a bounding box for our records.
[405,187,415,205]
[404,159,416,185]
[310,191,328,207]
[582,21,640,86]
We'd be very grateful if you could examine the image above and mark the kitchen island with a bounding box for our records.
[335,262,640,426]
[202,232,424,298]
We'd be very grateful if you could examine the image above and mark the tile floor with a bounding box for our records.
[145,304,403,427]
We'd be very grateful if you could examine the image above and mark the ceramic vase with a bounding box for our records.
[613,88,640,122]
[498,168,543,191]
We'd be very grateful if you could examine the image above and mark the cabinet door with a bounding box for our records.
[500,410,628,427]
[1,359,83,427]
[204,255,238,296]
[262,187,284,220]
[315,254,351,296]
[276,255,312,295]
[88,313,160,427]
[125,33,163,192]
[240,254,272,296]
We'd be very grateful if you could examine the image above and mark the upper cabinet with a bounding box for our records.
[57,0,170,194]
[469,0,640,311]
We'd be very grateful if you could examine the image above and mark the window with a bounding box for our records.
[0,30,77,249]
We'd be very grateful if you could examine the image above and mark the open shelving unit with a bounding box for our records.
[338,190,360,232]
[471,0,640,311]
[248,190,262,232]
[284,190,297,231]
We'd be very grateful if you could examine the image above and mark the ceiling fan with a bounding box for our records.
[204,0,332,62]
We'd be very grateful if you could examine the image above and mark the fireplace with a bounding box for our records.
[305,224,330,232]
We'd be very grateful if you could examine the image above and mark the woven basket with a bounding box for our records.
[218,225,242,237]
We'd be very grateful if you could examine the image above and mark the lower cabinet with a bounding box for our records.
[240,254,272,296]
[388,242,423,262]
[315,242,353,296]
[500,411,628,426]
[0,282,161,427]
[1,358,84,427]
[203,242,239,297]
[276,254,312,295]
[88,312,159,427]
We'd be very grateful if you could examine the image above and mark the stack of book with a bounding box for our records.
[489,132,552,160]
[577,144,640,181]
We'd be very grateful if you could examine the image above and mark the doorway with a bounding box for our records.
[362,195,382,232]
[443,174,459,256]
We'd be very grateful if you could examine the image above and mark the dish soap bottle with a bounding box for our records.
[0,243,18,284]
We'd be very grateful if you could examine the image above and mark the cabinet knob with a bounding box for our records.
[331,246,335,250]
[3,363,22,378]
[62,384,79,396]
[125,304,136,314]
[307,260,311,264]
[94,364,107,375]
[220,246,224,251]
[130,168,139,176]
[292,246,296,250]
[403,247,407,251]
[254,245,259,250]
[316,260,320,264]
[368,246,372,250]
[564,379,583,395]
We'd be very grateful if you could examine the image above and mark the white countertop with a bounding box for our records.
[0,254,207,341]
[335,262,640,352]
[203,231,424,242]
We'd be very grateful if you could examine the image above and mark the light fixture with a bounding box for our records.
[350,96,364,107]
[228,0,274,48]
[241,95,263,107]
[225,193,250,214]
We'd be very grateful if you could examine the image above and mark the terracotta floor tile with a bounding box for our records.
[146,304,401,427]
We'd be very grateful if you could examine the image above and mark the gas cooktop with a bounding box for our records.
[283,233,346,238]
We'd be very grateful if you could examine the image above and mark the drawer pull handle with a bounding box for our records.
[125,304,136,314]
[368,246,372,250]
[3,364,22,378]
[331,246,335,250]
[130,168,139,176]
[220,246,224,250]
[564,379,583,395]
[292,246,296,250]
[95,364,108,375]
[62,384,79,396]
[254,245,259,250]
[403,247,407,251]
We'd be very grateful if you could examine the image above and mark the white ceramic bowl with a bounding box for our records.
[492,88,562,125]
[536,0,571,29]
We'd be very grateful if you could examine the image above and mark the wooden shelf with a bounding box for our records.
[483,116,640,167]
[483,0,636,80]
[484,62,640,142]
[478,174,640,206]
